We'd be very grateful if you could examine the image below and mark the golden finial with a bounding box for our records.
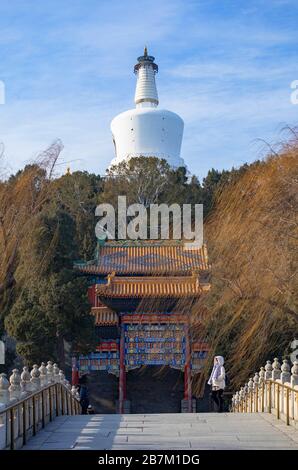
[144,46,148,57]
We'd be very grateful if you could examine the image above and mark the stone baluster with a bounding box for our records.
[20,366,31,395]
[248,377,254,393]
[39,362,48,387]
[291,361,298,387]
[258,367,266,409]
[9,369,21,401]
[53,363,60,383]
[264,360,273,380]
[46,361,54,383]
[280,359,291,384]
[7,369,21,445]
[254,372,261,410]
[272,357,281,381]
[239,387,245,409]
[0,373,10,407]
[234,391,240,410]
[71,385,80,400]
[247,378,254,410]
[30,364,41,391]
[253,372,259,389]
[259,367,265,385]
[58,370,65,384]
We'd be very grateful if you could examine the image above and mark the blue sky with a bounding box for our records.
[0,0,297,179]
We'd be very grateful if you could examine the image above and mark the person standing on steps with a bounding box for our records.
[208,355,226,412]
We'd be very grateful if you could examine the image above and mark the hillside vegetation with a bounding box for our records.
[0,139,297,382]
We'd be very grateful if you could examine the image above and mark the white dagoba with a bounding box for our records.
[110,48,185,168]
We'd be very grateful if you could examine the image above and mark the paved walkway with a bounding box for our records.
[22,413,298,450]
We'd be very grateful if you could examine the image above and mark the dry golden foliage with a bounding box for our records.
[192,139,298,390]
[0,141,63,302]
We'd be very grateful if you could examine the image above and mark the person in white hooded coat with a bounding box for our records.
[208,355,225,412]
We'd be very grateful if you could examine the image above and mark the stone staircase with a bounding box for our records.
[22,412,298,450]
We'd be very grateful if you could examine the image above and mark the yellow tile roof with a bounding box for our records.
[75,243,210,275]
[96,275,210,298]
[91,307,119,325]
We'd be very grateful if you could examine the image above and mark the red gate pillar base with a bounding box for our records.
[117,399,131,414]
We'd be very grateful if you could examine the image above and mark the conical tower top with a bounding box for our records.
[134,47,159,107]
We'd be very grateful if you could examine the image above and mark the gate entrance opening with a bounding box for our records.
[127,366,184,413]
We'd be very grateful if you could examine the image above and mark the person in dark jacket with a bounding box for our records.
[78,374,89,414]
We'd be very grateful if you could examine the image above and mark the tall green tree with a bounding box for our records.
[5,210,96,366]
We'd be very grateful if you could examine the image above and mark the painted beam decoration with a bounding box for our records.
[78,340,120,374]
[124,322,185,370]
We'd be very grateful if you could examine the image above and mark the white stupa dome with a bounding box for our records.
[110,48,185,168]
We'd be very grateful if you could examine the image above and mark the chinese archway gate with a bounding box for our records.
[73,241,210,413]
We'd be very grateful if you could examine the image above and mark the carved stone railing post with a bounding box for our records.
[9,369,22,444]
[9,369,21,401]
[234,391,240,412]
[0,373,10,407]
[259,367,265,411]
[53,363,60,383]
[20,367,31,396]
[259,367,265,384]
[243,384,249,412]
[58,370,65,384]
[0,373,10,450]
[280,359,291,384]
[238,385,244,412]
[58,370,65,412]
[39,363,48,387]
[253,372,260,411]
[264,360,273,380]
[30,365,41,391]
[46,361,54,384]
[272,357,281,381]
[253,372,259,388]
[247,377,254,412]
[248,377,254,390]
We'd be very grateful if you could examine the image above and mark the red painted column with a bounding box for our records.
[71,356,79,386]
[184,323,192,412]
[88,284,96,306]
[119,320,126,413]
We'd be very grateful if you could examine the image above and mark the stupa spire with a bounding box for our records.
[134,47,159,108]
